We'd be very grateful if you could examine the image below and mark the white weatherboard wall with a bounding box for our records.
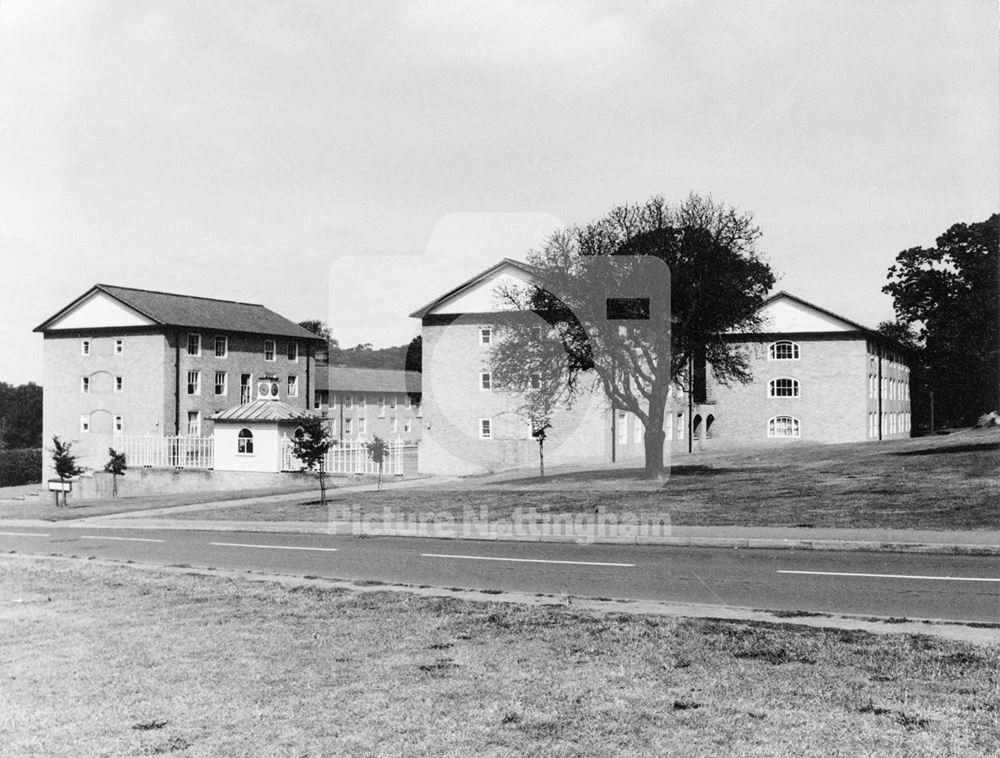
[45,291,157,330]
[214,423,282,472]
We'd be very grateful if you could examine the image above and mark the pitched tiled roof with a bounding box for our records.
[36,284,323,340]
[211,399,311,422]
[323,367,421,393]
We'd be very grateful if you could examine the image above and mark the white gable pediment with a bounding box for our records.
[758,296,857,333]
[429,265,536,316]
[45,290,156,330]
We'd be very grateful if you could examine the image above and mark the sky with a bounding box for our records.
[0,1,996,385]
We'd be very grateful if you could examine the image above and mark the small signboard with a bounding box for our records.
[47,479,72,492]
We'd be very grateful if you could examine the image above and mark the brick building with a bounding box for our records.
[35,284,323,474]
[313,367,422,444]
[411,259,911,475]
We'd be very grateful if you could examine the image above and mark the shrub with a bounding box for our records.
[0,448,43,487]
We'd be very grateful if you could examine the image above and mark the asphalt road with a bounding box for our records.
[2,526,999,623]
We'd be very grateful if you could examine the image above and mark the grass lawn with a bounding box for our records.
[2,556,998,756]
[0,483,318,522]
[170,428,1000,530]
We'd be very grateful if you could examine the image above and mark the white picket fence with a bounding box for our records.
[279,437,406,476]
[114,435,214,470]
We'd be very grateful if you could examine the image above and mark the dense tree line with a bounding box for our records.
[0,382,43,449]
[883,213,999,430]
[299,321,421,372]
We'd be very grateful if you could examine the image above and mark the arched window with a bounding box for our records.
[237,428,254,454]
[768,341,800,360]
[768,416,800,438]
[768,377,800,397]
[293,426,305,440]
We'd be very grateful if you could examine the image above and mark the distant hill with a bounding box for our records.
[298,321,422,372]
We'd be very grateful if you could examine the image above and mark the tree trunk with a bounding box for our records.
[642,397,668,479]
[318,465,327,507]
[538,439,545,478]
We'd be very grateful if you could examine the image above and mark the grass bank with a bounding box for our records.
[1,556,998,756]
[171,428,1000,530]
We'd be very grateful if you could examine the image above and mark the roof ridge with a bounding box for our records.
[97,283,264,308]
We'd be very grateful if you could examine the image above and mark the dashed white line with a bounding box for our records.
[79,535,164,543]
[0,532,50,538]
[210,542,339,553]
[778,570,1000,583]
[421,553,634,567]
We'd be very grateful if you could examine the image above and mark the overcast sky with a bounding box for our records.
[1,1,996,385]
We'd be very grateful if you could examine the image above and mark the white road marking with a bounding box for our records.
[0,532,50,538]
[211,542,339,553]
[80,535,164,543]
[421,553,634,567]
[778,570,1000,583]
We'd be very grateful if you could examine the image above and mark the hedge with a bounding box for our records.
[0,448,43,488]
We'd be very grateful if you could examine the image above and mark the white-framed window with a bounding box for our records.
[480,372,492,391]
[81,339,91,356]
[768,415,800,438]
[114,415,123,433]
[81,376,90,393]
[264,339,276,361]
[287,375,298,397]
[344,394,353,409]
[617,412,627,444]
[480,327,493,345]
[377,396,386,417]
[215,372,227,396]
[357,394,366,407]
[768,341,800,360]
[344,418,353,435]
[115,376,123,393]
[415,400,422,418]
[187,370,200,395]
[187,411,201,436]
[633,415,643,444]
[80,415,90,433]
[676,413,684,440]
[404,394,411,409]
[390,416,398,434]
[479,418,492,439]
[389,395,397,410]
[530,374,541,390]
[287,342,298,362]
[358,417,367,436]
[768,377,800,398]
[215,336,228,358]
[187,333,201,356]
[404,418,412,434]
[237,428,254,455]
[114,339,124,355]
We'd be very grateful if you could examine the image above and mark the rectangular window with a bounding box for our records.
[115,376,123,393]
[617,412,628,444]
[264,339,276,361]
[81,340,91,356]
[378,396,386,417]
[114,339,123,355]
[404,394,411,409]
[344,418,353,435]
[479,419,492,439]
[187,411,201,436]
[287,342,298,361]
[187,333,201,356]
[480,372,492,391]
[633,415,642,444]
[240,374,252,404]
[404,418,412,434]
[390,416,398,434]
[389,395,397,410]
[345,395,354,409]
[80,415,90,433]
[677,414,685,440]
[480,327,492,345]
[81,377,90,393]
[415,400,422,418]
[187,370,200,395]
[287,375,298,397]
[357,394,365,408]
[215,372,227,396]
[359,417,367,436]
[114,415,123,433]
[215,336,228,358]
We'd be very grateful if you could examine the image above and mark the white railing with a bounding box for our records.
[279,437,409,476]
[114,435,214,470]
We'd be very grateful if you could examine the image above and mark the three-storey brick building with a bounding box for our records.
[35,284,323,474]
